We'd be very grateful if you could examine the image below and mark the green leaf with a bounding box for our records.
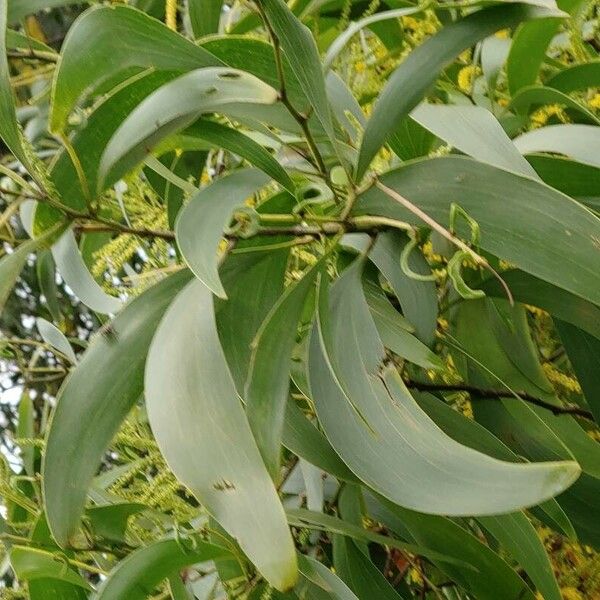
[7,0,82,23]
[506,0,580,95]
[187,0,223,38]
[177,169,271,298]
[95,537,232,600]
[0,0,32,171]
[370,496,537,600]
[546,60,600,93]
[36,317,77,364]
[508,85,600,125]
[478,513,561,600]
[43,270,193,547]
[513,124,600,167]
[246,260,323,478]
[36,250,62,323]
[51,229,122,315]
[556,320,600,422]
[49,4,220,133]
[86,503,146,544]
[9,546,91,590]
[297,554,358,600]
[355,3,563,180]
[5,28,54,52]
[333,537,407,600]
[145,278,298,591]
[99,68,278,188]
[309,260,579,515]
[162,119,295,193]
[410,103,538,177]
[353,156,600,306]
[259,0,338,148]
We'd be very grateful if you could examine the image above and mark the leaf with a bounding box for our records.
[177,169,271,297]
[7,0,82,23]
[145,278,298,591]
[308,260,579,515]
[546,60,600,92]
[9,546,91,590]
[323,7,422,70]
[36,250,62,323]
[51,229,122,315]
[479,269,600,340]
[43,270,193,547]
[259,0,336,148]
[297,554,358,600]
[513,124,600,167]
[5,28,54,52]
[86,503,146,544]
[49,4,220,133]
[508,85,600,124]
[161,119,295,193]
[556,320,600,422]
[410,103,538,177]
[478,513,561,600]
[333,537,407,600]
[99,68,278,188]
[355,3,563,180]
[369,496,537,600]
[506,0,580,95]
[245,260,323,478]
[36,317,77,364]
[353,156,600,306]
[0,0,32,171]
[343,231,438,346]
[187,0,223,38]
[95,537,231,600]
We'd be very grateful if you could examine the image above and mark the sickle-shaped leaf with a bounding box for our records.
[546,60,600,92]
[145,278,298,591]
[246,260,323,478]
[355,3,564,180]
[52,229,122,315]
[308,259,579,516]
[36,318,77,364]
[50,5,221,133]
[411,104,538,177]
[94,538,231,600]
[353,156,600,307]
[43,270,193,547]
[513,124,600,167]
[99,68,278,188]
[298,554,358,600]
[176,169,271,298]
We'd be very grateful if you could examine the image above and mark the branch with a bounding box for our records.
[6,48,58,63]
[405,379,594,421]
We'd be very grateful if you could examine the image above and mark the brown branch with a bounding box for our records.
[405,380,594,421]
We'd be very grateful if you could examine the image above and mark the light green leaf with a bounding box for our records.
[95,537,231,600]
[187,0,223,38]
[86,503,146,544]
[354,156,600,307]
[411,103,538,177]
[36,250,62,323]
[52,229,122,315]
[557,320,600,422]
[513,124,600,167]
[546,60,600,93]
[145,278,298,591]
[9,547,91,590]
[479,513,561,600]
[309,260,579,515]
[8,0,82,23]
[246,260,323,478]
[36,317,77,364]
[99,68,278,188]
[43,270,193,547]
[49,4,220,133]
[176,169,270,298]
[297,554,358,600]
[355,3,563,180]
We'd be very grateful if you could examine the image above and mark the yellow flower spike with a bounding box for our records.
[457,65,482,94]
[495,28,510,39]
[561,588,584,600]
[588,93,600,110]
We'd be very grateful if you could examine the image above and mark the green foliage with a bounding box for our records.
[1,0,600,598]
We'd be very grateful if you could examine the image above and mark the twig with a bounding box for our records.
[405,379,594,421]
[6,48,58,63]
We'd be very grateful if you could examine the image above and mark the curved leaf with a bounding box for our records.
[546,60,600,92]
[99,68,278,188]
[355,3,563,180]
[50,4,220,133]
[176,169,271,297]
[43,270,193,547]
[187,0,223,39]
[36,317,77,364]
[95,538,231,600]
[353,156,600,306]
[145,278,298,591]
